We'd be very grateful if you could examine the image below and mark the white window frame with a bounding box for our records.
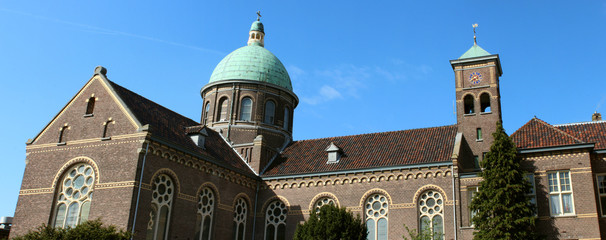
[547,170,575,216]
[467,186,478,227]
[596,174,606,217]
[525,173,537,215]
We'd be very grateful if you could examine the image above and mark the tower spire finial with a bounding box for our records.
[256,11,261,21]
[472,23,478,44]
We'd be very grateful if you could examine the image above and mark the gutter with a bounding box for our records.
[130,141,149,238]
[518,143,594,154]
[251,182,260,240]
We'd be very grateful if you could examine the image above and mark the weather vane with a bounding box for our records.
[257,11,262,21]
[472,23,478,44]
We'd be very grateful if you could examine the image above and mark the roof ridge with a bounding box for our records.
[293,124,457,143]
[107,80,199,126]
[554,120,606,127]
[532,117,584,143]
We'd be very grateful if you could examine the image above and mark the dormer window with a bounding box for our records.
[188,127,208,149]
[325,142,342,164]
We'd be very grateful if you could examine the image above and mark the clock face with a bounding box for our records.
[469,72,482,85]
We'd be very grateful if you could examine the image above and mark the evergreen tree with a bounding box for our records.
[469,122,538,240]
[294,204,367,240]
[12,219,132,240]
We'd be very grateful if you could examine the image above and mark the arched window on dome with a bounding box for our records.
[194,187,215,240]
[240,97,253,121]
[217,98,229,122]
[464,95,475,114]
[232,198,248,240]
[264,101,275,125]
[146,174,174,240]
[418,190,444,240]
[203,102,210,125]
[265,200,287,240]
[52,163,95,228]
[365,194,388,240]
[283,107,290,130]
[480,93,491,113]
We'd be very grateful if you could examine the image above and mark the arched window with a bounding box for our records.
[265,200,287,240]
[264,101,275,124]
[418,190,444,240]
[53,163,95,228]
[313,197,335,214]
[203,102,210,125]
[195,187,215,240]
[217,98,229,121]
[283,107,290,130]
[480,93,491,113]
[365,194,388,240]
[85,97,95,115]
[58,125,68,144]
[147,174,174,240]
[463,95,475,114]
[240,97,253,121]
[232,198,248,240]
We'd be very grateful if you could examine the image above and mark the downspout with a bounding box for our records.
[251,181,260,240]
[451,165,458,240]
[226,83,236,141]
[131,140,150,238]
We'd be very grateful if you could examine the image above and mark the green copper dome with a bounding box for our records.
[459,43,491,59]
[209,45,293,91]
[250,20,264,33]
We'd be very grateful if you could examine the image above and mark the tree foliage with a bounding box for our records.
[12,219,132,240]
[402,222,443,240]
[294,204,367,240]
[469,122,538,240]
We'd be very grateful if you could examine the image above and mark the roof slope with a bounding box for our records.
[459,44,491,59]
[511,118,585,149]
[107,80,254,175]
[556,121,606,150]
[263,125,458,177]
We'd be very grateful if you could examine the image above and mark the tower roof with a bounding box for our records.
[459,43,491,59]
[208,16,292,91]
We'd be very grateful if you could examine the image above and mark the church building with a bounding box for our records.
[11,16,606,240]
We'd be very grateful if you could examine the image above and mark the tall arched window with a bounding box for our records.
[85,97,95,115]
[365,194,388,240]
[283,107,290,130]
[313,197,335,214]
[264,101,275,124]
[240,97,253,121]
[147,174,174,240]
[265,200,287,240]
[418,190,444,240]
[463,95,475,114]
[53,163,95,228]
[203,102,210,125]
[195,187,215,240]
[232,198,248,240]
[217,98,229,121]
[480,93,491,113]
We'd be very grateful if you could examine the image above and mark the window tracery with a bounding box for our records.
[265,200,287,240]
[195,187,215,240]
[146,174,174,240]
[418,190,444,240]
[232,198,247,240]
[365,194,388,240]
[53,163,95,228]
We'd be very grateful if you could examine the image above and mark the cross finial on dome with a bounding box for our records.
[256,11,261,21]
[472,23,478,44]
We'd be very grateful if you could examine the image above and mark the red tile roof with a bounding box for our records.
[556,121,606,150]
[107,80,255,175]
[262,125,458,176]
[511,117,585,149]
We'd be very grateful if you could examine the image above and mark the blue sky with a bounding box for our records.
[1,1,605,217]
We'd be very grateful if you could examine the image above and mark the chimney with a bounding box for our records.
[593,112,602,121]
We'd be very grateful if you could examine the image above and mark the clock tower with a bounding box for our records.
[450,37,503,171]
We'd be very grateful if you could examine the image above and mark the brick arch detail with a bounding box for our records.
[196,182,220,206]
[359,188,392,208]
[412,184,448,204]
[232,192,253,216]
[260,195,290,214]
[51,156,100,190]
[149,168,181,195]
[308,192,340,211]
